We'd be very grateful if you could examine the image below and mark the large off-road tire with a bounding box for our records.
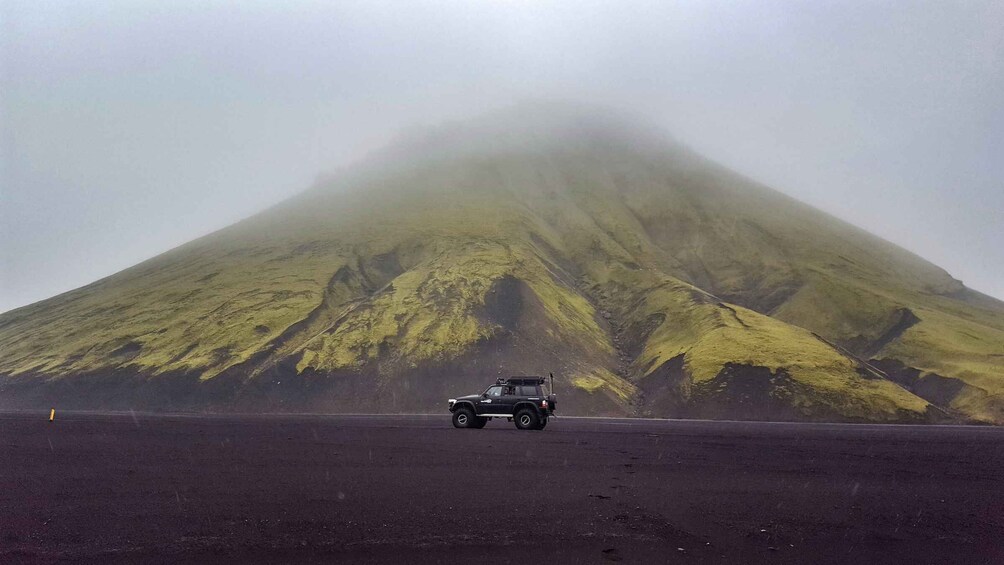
[514,409,539,430]
[453,407,476,429]
[471,416,488,429]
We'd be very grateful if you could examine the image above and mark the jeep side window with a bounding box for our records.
[485,386,502,397]
[503,386,516,396]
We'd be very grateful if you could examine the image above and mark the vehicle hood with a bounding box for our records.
[454,394,481,402]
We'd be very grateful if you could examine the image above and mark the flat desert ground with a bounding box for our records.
[2,412,1002,564]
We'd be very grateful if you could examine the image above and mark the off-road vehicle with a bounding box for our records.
[448,375,557,430]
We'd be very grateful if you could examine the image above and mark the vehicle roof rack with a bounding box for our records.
[502,376,545,386]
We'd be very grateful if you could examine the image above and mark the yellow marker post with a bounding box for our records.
[49,408,55,422]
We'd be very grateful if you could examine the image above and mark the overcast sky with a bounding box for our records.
[2,0,1002,313]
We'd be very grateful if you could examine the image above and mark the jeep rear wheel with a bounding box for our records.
[514,409,539,430]
[452,407,476,428]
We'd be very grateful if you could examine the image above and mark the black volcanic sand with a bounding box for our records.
[2,413,1002,564]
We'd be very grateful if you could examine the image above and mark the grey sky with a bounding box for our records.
[2,0,1002,314]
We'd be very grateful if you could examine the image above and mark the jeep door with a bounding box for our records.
[478,385,503,415]
[496,385,518,415]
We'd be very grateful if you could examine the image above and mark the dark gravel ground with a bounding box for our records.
[1,412,1002,564]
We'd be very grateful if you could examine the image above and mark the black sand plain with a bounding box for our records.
[2,412,1002,564]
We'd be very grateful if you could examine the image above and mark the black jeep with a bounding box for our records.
[448,376,557,430]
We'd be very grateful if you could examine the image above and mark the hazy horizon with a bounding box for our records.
[3,1,1003,313]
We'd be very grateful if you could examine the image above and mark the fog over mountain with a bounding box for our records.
[3,0,1003,314]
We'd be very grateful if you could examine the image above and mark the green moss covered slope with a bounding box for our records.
[1,106,1001,422]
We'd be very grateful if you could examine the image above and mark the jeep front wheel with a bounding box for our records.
[452,407,477,428]
[514,409,539,430]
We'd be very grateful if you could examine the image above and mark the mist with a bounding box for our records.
[3,0,1003,313]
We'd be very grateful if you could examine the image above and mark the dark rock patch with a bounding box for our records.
[167,342,200,364]
[621,313,666,361]
[357,250,404,290]
[860,308,920,358]
[110,341,142,361]
[686,363,802,421]
[476,275,524,331]
[637,354,689,416]
[208,346,233,367]
[870,358,967,409]
[720,280,802,315]
[759,281,802,314]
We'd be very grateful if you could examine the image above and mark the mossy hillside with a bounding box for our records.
[763,243,1004,407]
[900,313,1004,392]
[496,157,939,418]
[570,367,639,402]
[559,142,1000,419]
[0,242,343,378]
[683,305,929,416]
[878,306,1004,420]
[1,107,1001,421]
[262,171,621,378]
[770,274,905,349]
[294,241,614,374]
[571,262,929,419]
[0,155,637,403]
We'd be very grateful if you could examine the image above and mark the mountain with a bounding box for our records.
[2,105,1003,422]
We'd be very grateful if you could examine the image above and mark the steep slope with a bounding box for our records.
[2,106,1001,422]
